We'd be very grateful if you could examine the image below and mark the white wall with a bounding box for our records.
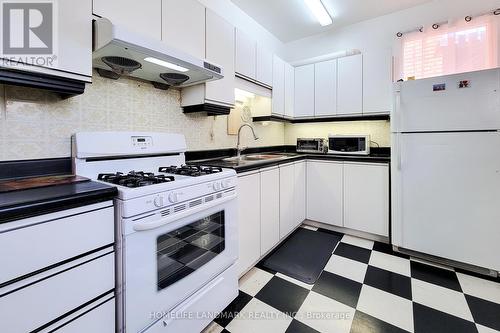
[283,0,500,62]
[199,0,286,56]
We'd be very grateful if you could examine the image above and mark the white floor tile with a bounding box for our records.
[411,278,473,321]
[238,267,274,297]
[324,254,368,283]
[225,298,293,333]
[340,235,374,250]
[201,321,224,333]
[477,324,500,333]
[357,285,414,333]
[296,291,355,333]
[369,251,411,277]
[457,273,500,305]
[275,273,314,290]
[301,225,318,231]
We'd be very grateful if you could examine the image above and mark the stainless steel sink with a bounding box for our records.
[222,153,294,163]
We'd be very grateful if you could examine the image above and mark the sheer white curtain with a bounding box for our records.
[395,14,500,80]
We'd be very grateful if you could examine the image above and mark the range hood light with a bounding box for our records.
[144,57,189,72]
[304,0,333,26]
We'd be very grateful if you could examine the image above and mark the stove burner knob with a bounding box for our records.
[168,192,179,203]
[154,196,164,208]
[212,182,221,191]
[221,179,231,189]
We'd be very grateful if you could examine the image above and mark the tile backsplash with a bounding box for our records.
[0,71,285,161]
[285,120,391,147]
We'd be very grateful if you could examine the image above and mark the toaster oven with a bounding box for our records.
[296,138,327,154]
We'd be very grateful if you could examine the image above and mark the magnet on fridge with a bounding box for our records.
[433,83,446,91]
[459,80,470,88]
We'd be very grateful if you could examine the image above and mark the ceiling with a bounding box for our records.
[231,0,433,43]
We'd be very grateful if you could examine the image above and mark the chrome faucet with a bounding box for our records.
[236,124,259,158]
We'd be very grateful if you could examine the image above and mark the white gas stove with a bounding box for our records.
[73,132,239,333]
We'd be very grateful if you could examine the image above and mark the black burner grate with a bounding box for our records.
[97,171,175,188]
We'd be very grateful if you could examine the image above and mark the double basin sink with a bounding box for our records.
[219,152,297,165]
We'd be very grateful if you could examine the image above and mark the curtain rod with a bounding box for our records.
[396,7,500,37]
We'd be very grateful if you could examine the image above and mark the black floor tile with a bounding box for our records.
[364,266,412,300]
[285,319,320,333]
[466,294,500,331]
[413,303,478,333]
[334,243,372,264]
[312,271,362,308]
[255,276,310,315]
[350,310,410,333]
[372,242,409,259]
[410,261,462,292]
[214,290,252,327]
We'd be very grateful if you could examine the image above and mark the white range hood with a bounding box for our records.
[92,18,223,88]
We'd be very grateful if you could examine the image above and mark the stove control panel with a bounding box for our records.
[131,136,153,148]
[122,176,237,218]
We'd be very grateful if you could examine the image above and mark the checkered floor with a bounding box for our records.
[202,225,500,333]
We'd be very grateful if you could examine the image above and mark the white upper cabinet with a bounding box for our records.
[235,29,257,80]
[314,60,337,117]
[272,55,285,116]
[284,63,295,118]
[337,54,363,115]
[307,161,343,227]
[363,49,393,114]
[294,64,315,118]
[93,0,162,40]
[256,45,273,87]
[162,0,205,59]
[204,9,235,106]
[55,0,92,78]
[343,163,389,236]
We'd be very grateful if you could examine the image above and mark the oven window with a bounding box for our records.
[156,211,225,290]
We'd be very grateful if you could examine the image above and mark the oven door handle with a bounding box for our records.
[132,193,237,232]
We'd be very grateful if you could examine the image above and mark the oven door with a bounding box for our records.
[122,193,237,333]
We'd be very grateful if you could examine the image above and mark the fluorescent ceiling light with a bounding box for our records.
[304,0,333,26]
[144,57,189,72]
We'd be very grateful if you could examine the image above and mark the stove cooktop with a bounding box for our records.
[158,165,223,177]
[97,166,224,188]
[97,171,175,188]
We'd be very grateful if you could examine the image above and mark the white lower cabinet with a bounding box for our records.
[294,161,306,225]
[306,160,389,237]
[344,163,389,236]
[260,167,280,255]
[279,163,295,238]
[307,161,344,227]
[237,172,261,276]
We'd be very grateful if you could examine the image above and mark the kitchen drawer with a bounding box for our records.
[0,202,114,286]
[147,264,238,333]
[51,296,115,333]
[0,252,114,333]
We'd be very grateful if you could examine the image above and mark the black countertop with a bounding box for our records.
[0,180,117,223]
[187,146,390,173]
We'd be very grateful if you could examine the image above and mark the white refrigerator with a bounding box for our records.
[392,68,500,273]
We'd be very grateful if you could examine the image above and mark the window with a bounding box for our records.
[397,14,499,80]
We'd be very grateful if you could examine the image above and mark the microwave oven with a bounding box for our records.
[296,138,327,154]
[328,135,370,155]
